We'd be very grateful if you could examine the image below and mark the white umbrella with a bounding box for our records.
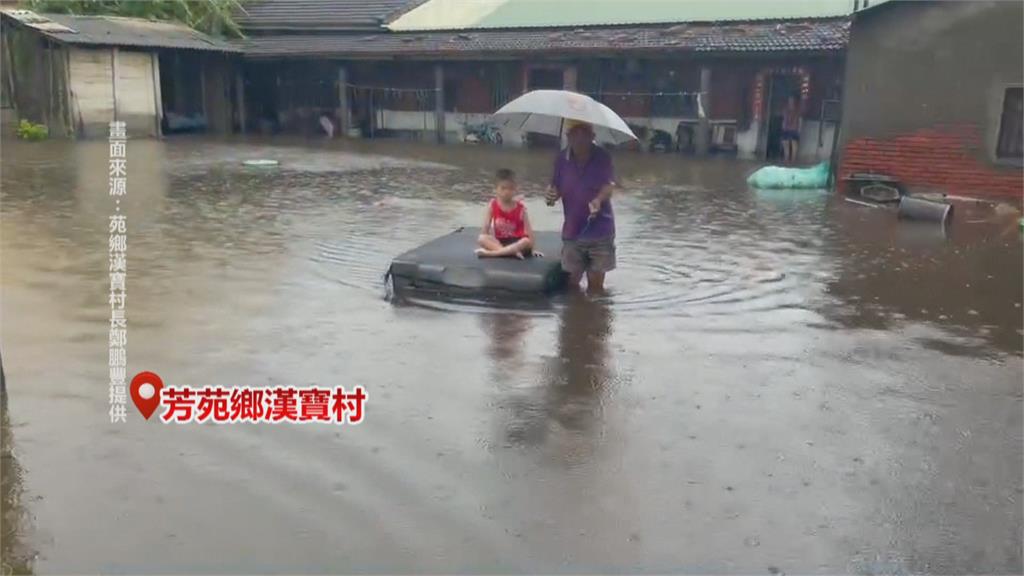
[491,90,638,145]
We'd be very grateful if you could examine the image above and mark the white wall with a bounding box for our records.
[379,110,725,150]
[378,109,527,145]
[376,108,835,161]
[736,124,760,159]
[798,120,836,163]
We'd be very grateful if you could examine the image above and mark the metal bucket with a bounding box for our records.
[860,183,901,203]
[898,196,953,224]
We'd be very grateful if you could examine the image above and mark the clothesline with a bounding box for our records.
[344,83,440,93]
[579,90,706,98]
[342,83,705,99]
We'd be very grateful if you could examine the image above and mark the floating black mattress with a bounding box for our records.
[388,228,567,296]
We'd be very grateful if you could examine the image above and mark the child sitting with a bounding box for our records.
[476,169,541,259]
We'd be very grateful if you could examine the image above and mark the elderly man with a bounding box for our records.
[545,121,617,292]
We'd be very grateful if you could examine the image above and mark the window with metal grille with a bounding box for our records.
[996,87,1022,160]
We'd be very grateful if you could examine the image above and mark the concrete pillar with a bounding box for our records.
[695,66,712,156]
[563,65,578,91]
[434,63,445,143]
[235,70,246,134]
[337,65,349,136]
[199,56,207,120]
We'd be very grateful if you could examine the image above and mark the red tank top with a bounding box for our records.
[490,199,526,240]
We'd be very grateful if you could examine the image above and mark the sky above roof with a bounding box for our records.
[388,0,889,31]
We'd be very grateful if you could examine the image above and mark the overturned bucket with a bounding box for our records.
[898,196,953,224]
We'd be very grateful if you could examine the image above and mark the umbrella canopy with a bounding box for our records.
[491,90,638,145]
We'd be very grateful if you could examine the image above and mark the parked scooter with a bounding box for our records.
[463,121,503,145]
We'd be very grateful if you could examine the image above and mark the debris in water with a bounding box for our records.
[242,159,279,167]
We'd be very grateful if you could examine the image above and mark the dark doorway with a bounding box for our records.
[245,62,282,135]
[158,51,208,134]
[764,74,800,161]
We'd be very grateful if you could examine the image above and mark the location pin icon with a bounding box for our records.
[130,371,164,420]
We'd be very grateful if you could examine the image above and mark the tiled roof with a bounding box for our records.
[237,0,426,31]
[0,10,238,51]
[241,18,850,58]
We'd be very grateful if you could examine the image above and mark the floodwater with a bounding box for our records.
[1,136,1021,575]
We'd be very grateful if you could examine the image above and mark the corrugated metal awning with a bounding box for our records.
[1,10,240,52]
[236,0,426,31]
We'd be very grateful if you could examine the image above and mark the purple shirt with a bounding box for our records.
[551,145,616,240]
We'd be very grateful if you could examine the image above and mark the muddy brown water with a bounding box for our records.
[1,136,1021,574]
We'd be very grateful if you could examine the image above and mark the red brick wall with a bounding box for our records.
[841,125,1023,200]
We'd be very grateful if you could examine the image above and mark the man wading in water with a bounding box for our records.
[545,120,617,293]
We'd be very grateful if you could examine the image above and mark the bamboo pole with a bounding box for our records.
[63,47,73,137]
[337,65,348,136]
[434,63,444,142]
[152,52,163,137]
[46,40,53,130]
[1,24,17,119]
[199,54,207,120]
[235,70,246,134]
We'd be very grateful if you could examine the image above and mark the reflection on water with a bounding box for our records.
[0,135,1021,574]
[481,311,534,371]
[493,296,615,463]
[547,295,613,437]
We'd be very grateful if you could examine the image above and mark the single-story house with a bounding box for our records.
[1,9,240,138]
[235,0,850,160]
[838,0,1022,200]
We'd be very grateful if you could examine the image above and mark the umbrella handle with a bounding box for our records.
[544,185,560,207]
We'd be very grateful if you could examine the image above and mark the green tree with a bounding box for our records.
[22,0,247,38]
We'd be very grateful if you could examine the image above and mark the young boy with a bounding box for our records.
[476,169,540,259]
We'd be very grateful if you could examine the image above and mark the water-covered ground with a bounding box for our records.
[1,136,1021,574]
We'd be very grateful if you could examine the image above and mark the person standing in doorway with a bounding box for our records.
[781,94,802,164]
[545,121,617,293]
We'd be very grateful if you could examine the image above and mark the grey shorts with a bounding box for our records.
[561,237,616,274]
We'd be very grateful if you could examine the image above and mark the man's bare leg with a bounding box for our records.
[586,271,606,293]
[567,271,584,290]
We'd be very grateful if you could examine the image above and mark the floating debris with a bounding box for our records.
[242,159,278,167]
